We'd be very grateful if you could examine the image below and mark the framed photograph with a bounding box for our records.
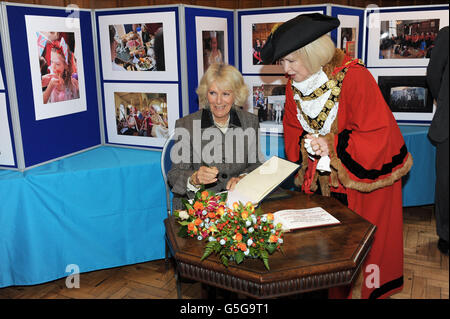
[0,93,15,166]
[370,68,435,124]
[366,9,449,67]
[240,10,322,74]
[25,15,87,121]
[98,11,178,81]
[244,75,288,133]
[195,16,228,83]
[103,82,179,148]
[337,15,359,59]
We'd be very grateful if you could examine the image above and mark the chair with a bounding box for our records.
[160,131,183,298]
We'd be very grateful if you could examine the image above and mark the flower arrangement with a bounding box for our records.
[174,189,284,270]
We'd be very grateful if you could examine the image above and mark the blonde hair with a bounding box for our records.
[291,35,336,74]
[196,63,249,108]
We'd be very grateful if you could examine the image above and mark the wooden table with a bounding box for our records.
[164,191,376,298]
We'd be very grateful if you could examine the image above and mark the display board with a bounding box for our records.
[184,5,235,114]
[0,27,16,168]
[95,5,182,149]
[1,2,446,170]
[364,4,449,125]
[1,3,101,170]
[330,5,364,60]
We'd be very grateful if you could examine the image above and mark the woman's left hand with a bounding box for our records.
[305,134,329,157]
[226,175,244,191]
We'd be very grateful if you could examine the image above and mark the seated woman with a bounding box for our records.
[168,63,265,210]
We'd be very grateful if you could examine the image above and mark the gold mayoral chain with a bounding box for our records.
[292,59,364,133]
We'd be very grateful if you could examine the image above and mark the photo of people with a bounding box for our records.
[251,84,286,125]
[202,30,224,73]
[379,19,439,59]
[25,15,86,121]
[114,92,169,138]
[389,86,429,113]
[252,23,280,65]
[37,31,79,104]
[340,27,356,58]
[109,23,165,72]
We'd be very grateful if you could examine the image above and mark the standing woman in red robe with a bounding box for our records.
[261,13,413,299]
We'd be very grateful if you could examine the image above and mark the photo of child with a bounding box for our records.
[25,15,86,121]
[37,31,79,104]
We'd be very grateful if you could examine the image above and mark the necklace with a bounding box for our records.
[292,59,364,133]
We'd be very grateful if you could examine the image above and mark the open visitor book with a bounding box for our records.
[272,207,341,232]
[226,156,300,207]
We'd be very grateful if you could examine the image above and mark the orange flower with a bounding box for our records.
[267,213,274,221]
[216,206,225,216]
[188,208,195,216]
[201,190,209,201]
[238,243,247,252]
[269,235,278,243]
[233,233,243,242]
[193,201,204,210]
[208,212,216,219]
[232,202,239,210]
[241,210,249,219]
[194,218,202,226]
[187,223,195,231]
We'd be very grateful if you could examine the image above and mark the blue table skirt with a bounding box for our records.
[0,146,166,288]
[0,126,435,287]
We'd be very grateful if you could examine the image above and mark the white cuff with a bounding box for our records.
[317,156,331,172]
[187,176,200,192]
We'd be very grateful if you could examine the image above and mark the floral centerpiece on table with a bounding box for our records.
[174,189,284,270]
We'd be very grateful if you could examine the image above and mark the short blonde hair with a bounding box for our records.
[196,63,249,108]
[291,35,336,74]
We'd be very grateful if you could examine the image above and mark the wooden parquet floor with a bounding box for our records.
[0,205,447,299]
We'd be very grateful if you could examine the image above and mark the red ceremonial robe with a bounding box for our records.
[283,50,413,299]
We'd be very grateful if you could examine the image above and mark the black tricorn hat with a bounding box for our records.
[260,13,340,64]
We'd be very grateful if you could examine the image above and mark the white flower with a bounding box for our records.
[209,236,216,242]
[261,216,267,223]
[244,249,250,256]
[197,235,203,241]
[278,238,284,244]
[178,210,189,220]
[246,220,252,227]
[202,210,207,216]
[248,227,254,233]
[247,239,253,246]
[220,239,226,245]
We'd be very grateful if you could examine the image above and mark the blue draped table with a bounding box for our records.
[0,126,435,287]
[0,146,167,288]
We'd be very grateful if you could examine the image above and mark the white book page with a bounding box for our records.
[273,207,340,232]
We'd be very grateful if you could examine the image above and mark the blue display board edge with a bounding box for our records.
[237,5,328,74]
[5,4,101,168]
[184,6,235,114]
[0,32,18,169]
[330,5,365,60]
[95,6,182,150]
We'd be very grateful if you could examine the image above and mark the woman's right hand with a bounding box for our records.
[194,166,219,185]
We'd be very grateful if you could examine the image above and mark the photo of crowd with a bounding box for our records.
[109,23,165,72]
[114,92,169,138]
[37,31,79,104]
[202,31,224,73]
[252,22,280,65]
[390,86,429,112]
[379,18,440,59]
[251,84,286,124]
